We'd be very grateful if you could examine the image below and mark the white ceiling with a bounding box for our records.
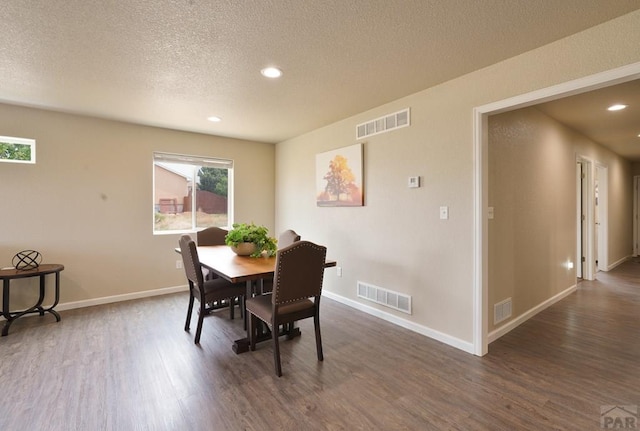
[2,1,639,144]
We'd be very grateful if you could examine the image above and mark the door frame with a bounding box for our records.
[576,156,595,281]
[633,176,640,256]
[472,61,640,356]
[595,163,609,271]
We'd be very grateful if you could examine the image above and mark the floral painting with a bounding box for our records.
[316,143,363,206]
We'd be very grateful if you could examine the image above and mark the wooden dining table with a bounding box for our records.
[182,244,336,354]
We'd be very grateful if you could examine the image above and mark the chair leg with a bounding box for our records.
[314,313,323,361]
[194,302,205,344]
[272,320,282,377]
[184,293,195,331]
[249,313,257,351]
[229,297,235,320]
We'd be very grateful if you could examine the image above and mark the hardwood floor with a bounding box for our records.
[1,260,639,430]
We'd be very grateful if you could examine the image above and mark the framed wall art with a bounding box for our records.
[316,143,363,207]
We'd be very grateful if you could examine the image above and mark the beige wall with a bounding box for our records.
[275,10,640,346]
[488,107,632,332]
[0,104,275,306]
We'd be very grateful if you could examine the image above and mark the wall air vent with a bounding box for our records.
[356,108,410,139]
[494,297,512,325]
[357,281,411,314]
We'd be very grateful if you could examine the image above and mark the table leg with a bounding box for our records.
[2,279,10,336]
[42,271,61,322]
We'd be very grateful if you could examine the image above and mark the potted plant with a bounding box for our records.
[225,222,277,257]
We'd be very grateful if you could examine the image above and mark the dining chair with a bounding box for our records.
[246,240,327,376]
[179,235,246,344]
[278,229,301,249]
[197,226,228,248]
[196,226,244,316]
[197,226,227,280]
[259,229,301,295]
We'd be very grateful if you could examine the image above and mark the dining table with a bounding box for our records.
[178,244,336,354]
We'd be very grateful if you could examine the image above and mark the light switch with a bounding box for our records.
[408,176,420,188]
[439,206,449,220]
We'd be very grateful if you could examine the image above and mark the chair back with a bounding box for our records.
[179,235,205,289]
[278,229,301,249]
[197,226,227,246]
[272,241,327,306]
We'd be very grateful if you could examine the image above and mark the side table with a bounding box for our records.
[0,264,64,336]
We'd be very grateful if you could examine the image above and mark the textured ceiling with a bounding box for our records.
[1,1,640,144]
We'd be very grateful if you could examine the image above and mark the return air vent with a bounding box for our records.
[356,108,410,139]
[494,298,512,324]
[357,281,411,314]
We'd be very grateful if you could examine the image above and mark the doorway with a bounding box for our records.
[473,61,640,356]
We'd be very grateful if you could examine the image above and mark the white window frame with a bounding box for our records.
[0,135,36,164]
[153,151,234,235]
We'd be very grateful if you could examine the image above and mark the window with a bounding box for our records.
[153,152,233,233]
[0,136,36,164]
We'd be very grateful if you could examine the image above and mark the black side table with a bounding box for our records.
[0,264,64,336]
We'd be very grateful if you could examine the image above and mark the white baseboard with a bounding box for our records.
[0,285,188,321]
[56,284,188,312]
[322,290,475,354]
[487,283,577,343]
[608,255,631,271]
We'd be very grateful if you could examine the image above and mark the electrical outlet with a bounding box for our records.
[336,267,342,277]
[176,259,183,269]
[439,206,449,220]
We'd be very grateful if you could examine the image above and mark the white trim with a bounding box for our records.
[577,155,595,281]
[487,284,577,343]
[634,176,640,257]
[595,163,608,272]
[0,135,36,164]
[473,61,640,356]
[322,290,475,354]
[608,255,631,271]
[0,285,188,322]
[56,284,188,312]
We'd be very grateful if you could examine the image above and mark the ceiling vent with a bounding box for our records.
[356,108,410,139]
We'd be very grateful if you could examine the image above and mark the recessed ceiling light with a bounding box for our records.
[207,116,221,122]
[607,104,627,111]
[260,67,282,78]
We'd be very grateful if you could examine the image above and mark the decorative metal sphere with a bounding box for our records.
[12,250,42,270]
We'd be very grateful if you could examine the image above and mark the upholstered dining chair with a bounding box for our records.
[179,235,245,344]
[278,229,301,249]
[246,240,327,376]
[196,226,244,316]
[197,226,227,280]
[259,229,301,295]
[197,226,228,248]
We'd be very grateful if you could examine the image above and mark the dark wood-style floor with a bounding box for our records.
[1,261,639,430]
